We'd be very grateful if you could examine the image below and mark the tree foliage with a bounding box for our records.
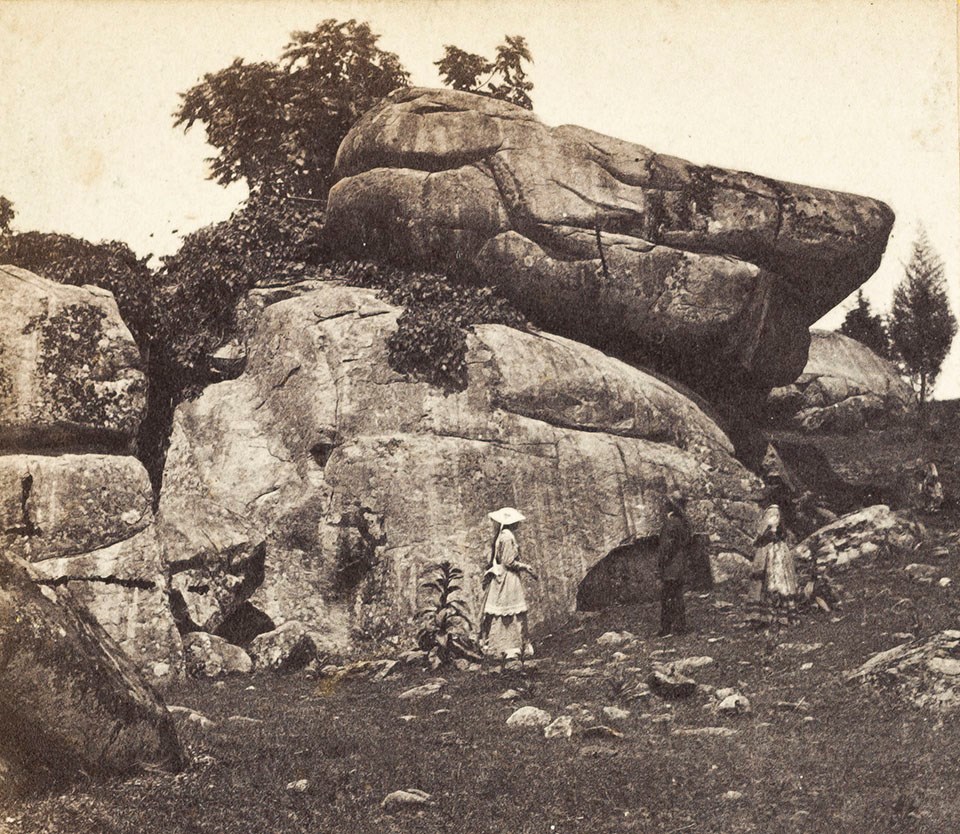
[839,290,890,358]
[888,228,957,411]
[175,19,409,199]
[0,196,14,234]
[435,35,534,109]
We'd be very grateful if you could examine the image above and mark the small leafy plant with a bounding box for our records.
[416,561,481,667]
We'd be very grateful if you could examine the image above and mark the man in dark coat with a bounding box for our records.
[656,490,693,636]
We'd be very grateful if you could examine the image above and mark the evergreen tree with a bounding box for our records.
[839,289,890,358]
[888,228,957,417]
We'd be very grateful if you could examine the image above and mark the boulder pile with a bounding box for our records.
[0,265,182,687]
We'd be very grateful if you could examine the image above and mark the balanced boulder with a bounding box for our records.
[325,88,894,407]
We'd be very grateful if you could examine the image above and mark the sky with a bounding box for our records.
[1,0,958,395]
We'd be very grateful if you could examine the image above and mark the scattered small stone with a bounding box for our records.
[286,779,309,793]
[706,637,725,643]
[716,694,751,715]
[673,726,738,737]
[399,650,427,664]
[544,715,575,738]
[932,546,951,559]
[398,679,446,700]
[582,724,624,739]
[578,744,619,758]
[672,656,714,674]
[500,689,523,700]
[722,790,744,802]
[892,632,915,640]
[714,687,737,700]
[800,662,813,671]
[650,714,674,724]
[433,708,451,716]
[610,651,630,663]
[713,600,734,611]
[507,706,552,728]
[597,630,635,646]
[905,563,939,583]
[167,705,216,731]
[381,789,434,813]
[602,706,631,721]
[373,660,400,681]
[573,648,588,656]
[452,658,471,672]
[226,715,263,725]
[319,664,343,677]
[939,577,952,588]
[650,649,677,657]
[778,642,823,654]
[648,668,697,699]
[399,715,417,722]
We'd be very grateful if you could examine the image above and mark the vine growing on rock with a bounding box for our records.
[332,260,529,392]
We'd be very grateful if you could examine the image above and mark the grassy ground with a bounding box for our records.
[5,406,960,834]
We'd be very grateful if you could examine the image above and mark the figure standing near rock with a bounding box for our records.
[656,491,693,637]
[919,462,944,513]
[479,507,538,661]
[747,481,800,629]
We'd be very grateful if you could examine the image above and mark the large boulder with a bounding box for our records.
[0,264,145,451]
[768,330,914,431]
[0,552,182,798]
[325,88,894,408]
[0,266,182,686]
[848,631,960,711]
[157,281,761,647]
[795,505,923,572]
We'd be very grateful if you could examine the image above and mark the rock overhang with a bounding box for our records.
[326,87,894,401]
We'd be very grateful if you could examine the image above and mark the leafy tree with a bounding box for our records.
[888,228,957,417]
[839,289,890,358]
[0,196,14,234]
[436,35,534,109]
[175,19,409,199]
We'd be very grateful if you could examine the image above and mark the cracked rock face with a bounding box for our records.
[325,88,894,406]
[0,267,181,687]
[157,280,761,644]
[767,330,915,432]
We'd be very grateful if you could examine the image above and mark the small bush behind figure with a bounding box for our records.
[416,561,482,669]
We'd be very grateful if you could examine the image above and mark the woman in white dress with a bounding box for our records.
[479,507,538,660]
[747,489,800,628]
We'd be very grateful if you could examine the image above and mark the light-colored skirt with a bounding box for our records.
[484,613,533,660]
